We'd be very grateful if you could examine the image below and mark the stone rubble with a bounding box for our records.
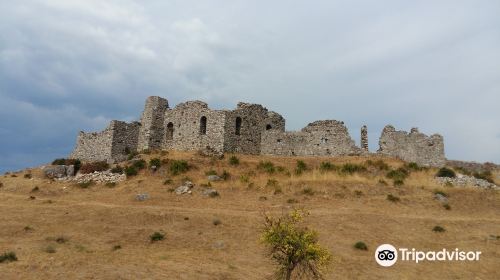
[436,174,498,190]
[136,193,150,201]
[175,181,194,195]
[207,175,222,181]
[43,165,75,178]
[70,171,126,184]
[202,188,219,197]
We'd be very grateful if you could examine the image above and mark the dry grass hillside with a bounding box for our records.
[0,151,499,279]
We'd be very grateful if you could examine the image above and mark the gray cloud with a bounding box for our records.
[1,0,499,172]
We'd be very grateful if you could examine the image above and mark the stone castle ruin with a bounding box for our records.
[70,96,446,167]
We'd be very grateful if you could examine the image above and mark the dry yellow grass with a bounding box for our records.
[0,151,499,279]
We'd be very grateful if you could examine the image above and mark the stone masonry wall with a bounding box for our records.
[162,101,227,153]
[137,96,168,151]
[378,125,445,167]
[261,120,362,156]
[70,124,114,162]
[110,121,141,161]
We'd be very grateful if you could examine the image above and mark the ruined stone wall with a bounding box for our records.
[70,124,114,162]
[378,125,445,167]
[162,101,227,153]
[137,96,168,151]
[261,120,361,156]
[223,103,285,154]
[70,120,140,162]
[109,121,141,161]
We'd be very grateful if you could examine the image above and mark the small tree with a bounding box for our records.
[261,210,331,280]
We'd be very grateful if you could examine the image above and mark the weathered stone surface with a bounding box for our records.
[378,125,445,167]
[43,165,68,179]
[66,165,75,177]
[175,181,194,195]
[361,125,368,152]
[207,175,222,181]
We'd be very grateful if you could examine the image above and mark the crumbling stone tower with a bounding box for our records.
[137,96,168,151]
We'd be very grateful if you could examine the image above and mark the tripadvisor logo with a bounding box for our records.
[375,244,481,267]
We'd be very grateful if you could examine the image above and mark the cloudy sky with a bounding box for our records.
[0,0,499,172]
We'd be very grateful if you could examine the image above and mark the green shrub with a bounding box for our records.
[205,170,217,176]
[229,155,240,166]
[77,181,94,189]
[354,241,368,250]
[473,171,494,183]
[319,162,336,172]
[163,178,172,185]
[132,159,146,170]
[340,163,366,175]
[0,251,17,263]
[240,175,250,183]
[436,167,456,178]
[257,161,275,174]
[150,232,165,242]
[80,161,109,174]
[287,198,298,204]
[295,160,307,175]
[55,236,68,244]
[111,166,123,174]
[405,162,422,171]
[220,170,230,180]
[393,179,404,186]
[365,160,389,171]
[31,186,39,192]
[302,187,315,196]
[261,210,331,279]
[387,194,400,202]
[213,219,222,226]
[112,245,122,251]
[149,158,161,168]
[432,226,446,232]
[169,160,189,175]
[378,179,388,186]
[266,179,279,187]
[24,173,32,179]
[354,190,363,196]
[127,151,138,160]
[124,166,138,176]
[386,167,409,181]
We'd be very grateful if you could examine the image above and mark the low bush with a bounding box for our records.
[266,179,279,187]
[132,159,146,170]
[31,186,39,192]
[229,155,240,166]
[77,181,94,189]
[386,167,409,181]
[257,161,276,174]
[80,161,109,174]
[169,160,189,175]
[365,160,389,171]
[354,190,363,196]
[150,232,165,242]
[55,236,68,244]
[302,187,315,196]
[0,251,17,263]
[205,170,217,176]
[239,175,250,183]
[110,166,123,174]
[149,158,161,168]
[378,179,388,186]
[393,179,404,186]
[473,171,494,183]
[319,161,336,172]
[405,162,422,171]
[432,226,446,232]
[124,166,138,176]
[112,245,122,251]
[212,219,222,226]
[295,160,307,175]
[354,241,368,251]
[436,167,456,178]
[434,190,448,197]
[24,173,32,179]
[44,245,56,254]
[287,198,298,204]
[163,178,172,185]
[340,163,366,175]
[387,194,400,202]
[443,204,451,210]
[221,170,231,180]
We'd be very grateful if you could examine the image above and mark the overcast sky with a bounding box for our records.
[1,0,499,172]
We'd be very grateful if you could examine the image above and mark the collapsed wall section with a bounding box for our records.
[378,125,445,167]
[261,120,361,156]
[162,101,227,153]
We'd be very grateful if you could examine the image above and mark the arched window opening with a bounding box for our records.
[166,122,174,140]
[266,124,272,130]
[235,117,242,135]
[200,116,207,135]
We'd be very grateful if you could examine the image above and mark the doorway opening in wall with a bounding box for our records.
[235,117,242,135]
[200,116,207,135]
[266,124,272,130]
[166,122,174,140]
